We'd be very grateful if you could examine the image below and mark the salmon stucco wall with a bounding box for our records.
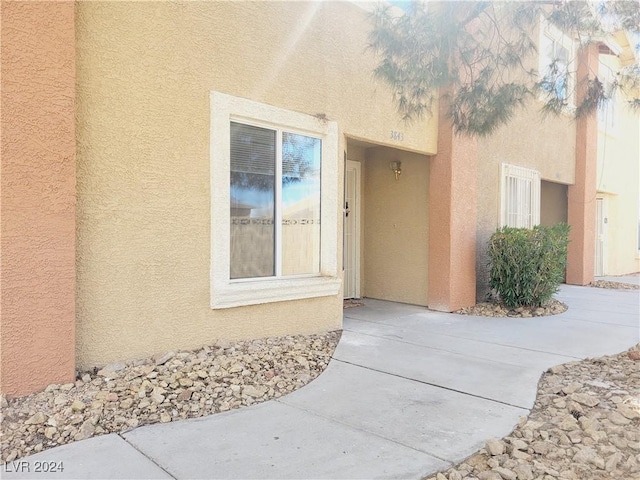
[428,92,477,312]
[1,1,76,396]
[566,45,599,285]
[363,147,429,306]
[75,1,437,368]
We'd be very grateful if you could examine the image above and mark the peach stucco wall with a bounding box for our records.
[428,94,477,312]
[566,45,599,285]
[1,1,76,396]
[75,1,438,368]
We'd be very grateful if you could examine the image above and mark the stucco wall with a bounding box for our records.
[363,147,429,305]
[597,54,640,275]
[540,181,568,227]
[476,102,577,295]
[75,1,437,367]
[1,1,76,396]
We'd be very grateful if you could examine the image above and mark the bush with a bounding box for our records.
[487,223,570,308]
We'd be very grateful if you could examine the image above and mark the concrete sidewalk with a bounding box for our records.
[3,283,639,479]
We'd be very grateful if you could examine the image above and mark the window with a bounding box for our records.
[539,21,574,105]
[210,92,341,309]
[500,164,541,229]
[230,123,321,279]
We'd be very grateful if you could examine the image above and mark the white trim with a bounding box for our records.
[210,92,341,309]
[500,163,541,229]
[344,160,361,299]
[274,130,283,277]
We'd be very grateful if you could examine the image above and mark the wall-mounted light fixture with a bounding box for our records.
[390,161,402,180]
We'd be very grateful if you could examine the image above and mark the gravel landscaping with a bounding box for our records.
[0,331,341,463]
[456,298,567,318]
[590,280,640,291]
[425,345,640,480]
[2,312,639,480]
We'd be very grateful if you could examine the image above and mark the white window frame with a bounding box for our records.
[539,19,575,108]
[210,92,341,309]
[500,163,541,229]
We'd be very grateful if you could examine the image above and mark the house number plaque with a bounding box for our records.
[390,130,404,141]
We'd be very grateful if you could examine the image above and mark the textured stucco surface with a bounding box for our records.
[567,45,599,285]
[428,94,477,312]
[75,1,437,367]
[363,147,429,306]
[540,181,568,227]
[476,102,577,296]
[596,54,640,275]
[1,1,76,396]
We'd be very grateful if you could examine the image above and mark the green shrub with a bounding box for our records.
[487,223,570,308]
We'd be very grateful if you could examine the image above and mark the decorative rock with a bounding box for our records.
[570,393,599,408]
[509,439,528,451]
[242,385,267,398]
[562,382,582,395]
[477,471,502,480]
[25,412,47,425]
[486,438,506,456]
[617,404,640,420]
[448,471,463,480]
[513,464,533,480]
[177,389,193,401]
[154,351,175,366]
[492,467,517,480]
[178,378,194,388]
[605,452,623,471]
[74,420,95,441]
[106,392,118,402]
[608,411,632,425]
[573,447,605,469]
[531,441,551,454]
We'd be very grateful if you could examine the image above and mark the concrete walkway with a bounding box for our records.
[3,283,639,479]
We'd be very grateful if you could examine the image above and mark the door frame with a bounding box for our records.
[595,196,607,277]
[344,159,361,299]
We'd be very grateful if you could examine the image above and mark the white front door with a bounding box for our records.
[595,197,606,277]
[344,160,360,299]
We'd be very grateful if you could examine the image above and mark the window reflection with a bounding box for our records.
[282,133,321,275]
[230,122,275,279]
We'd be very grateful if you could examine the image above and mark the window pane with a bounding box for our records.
[281,132,321,275]
[230,122,275,279]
